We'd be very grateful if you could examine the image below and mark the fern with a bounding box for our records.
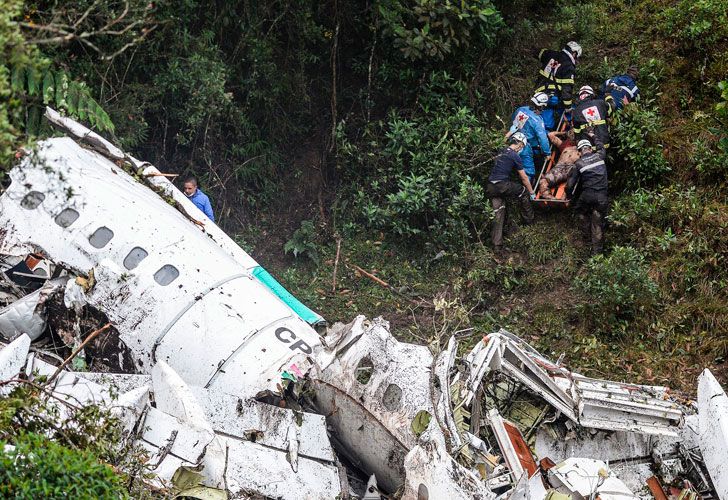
[10,65,115,136]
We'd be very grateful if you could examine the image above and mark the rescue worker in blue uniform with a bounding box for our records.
[572,85,616,148]
[506,92,551,185]
[600,66,640,110]
[535,41,582,130]
[487,132,535,253]
[567,134,609,255]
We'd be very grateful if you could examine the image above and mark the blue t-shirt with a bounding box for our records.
[187,188,215,222]
[489,147,524,182]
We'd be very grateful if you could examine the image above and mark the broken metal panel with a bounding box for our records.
[315,316,437,493]
[697,369,728,498]
[0,278,65,341]
[488,408,526,481]
[402,428,496,500]
[317,316,435,448]
[187,386,335,463]
[77,371,336,462]
[223,438,341,500]
[0,334,30,387]
[493,332,684,435]
[433,335,464,453]
[534,426,656,464]
[548,458,638,499]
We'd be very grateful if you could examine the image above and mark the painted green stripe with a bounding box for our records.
[252,266,326,326]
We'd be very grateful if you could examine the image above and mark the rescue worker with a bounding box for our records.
[535,41,582,130]
[506,92,551,185]
[567,134,608,255]
[538,129,580,199]
[487,132,535,253]
[572,85,616,148]
[600,65,640,110]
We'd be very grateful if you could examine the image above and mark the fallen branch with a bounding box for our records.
[47,322,113,383]
[143,172,178,178]
[332,237,342,292]
[348,263,390,288]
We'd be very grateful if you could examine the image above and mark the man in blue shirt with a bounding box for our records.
[487,132,535,253]
[600,66,640,110]
[183,177,215,222]
[506,92,552,184]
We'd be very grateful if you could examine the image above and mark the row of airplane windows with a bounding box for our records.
[21,190,179,286]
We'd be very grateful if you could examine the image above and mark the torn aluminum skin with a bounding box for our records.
[1,338,342,499]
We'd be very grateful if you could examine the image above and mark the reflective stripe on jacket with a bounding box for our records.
[535,48,576,106]
[568,137,608,195]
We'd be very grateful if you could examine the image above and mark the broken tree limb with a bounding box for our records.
[143,172,179,178]
[47,322,113,383]
[348,263,390,288]
[332,237,342,293]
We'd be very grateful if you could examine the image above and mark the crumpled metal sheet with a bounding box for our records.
[315,316,436,492]
[0,278,66,341]
[0,339,342,500]
[697,369,728,499]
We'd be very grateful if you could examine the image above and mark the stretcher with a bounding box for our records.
[533,112,570,207]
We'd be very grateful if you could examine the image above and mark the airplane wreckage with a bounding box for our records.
[0,108,726,499]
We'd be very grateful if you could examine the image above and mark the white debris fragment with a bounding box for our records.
[548,458,638,499]
[0,333,31,384]
[698,369,728,499]
[0,279,65,341]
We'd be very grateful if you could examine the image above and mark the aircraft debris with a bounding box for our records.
[0,109,725,499]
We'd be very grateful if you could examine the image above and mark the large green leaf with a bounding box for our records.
[27,69,40,96]
[11,66,25,93]
[66,83,80,116]
[42,70,55,104]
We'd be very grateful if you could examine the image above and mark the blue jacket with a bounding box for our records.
[518,143,535,177]
[187,188,215,221]
[509,106,551,157]
[600,74,639,110]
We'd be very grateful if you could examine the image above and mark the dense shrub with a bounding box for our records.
[337,72,501,248]
[610,103,671,189]
[662,0,728,54]
[379,0,503,61]
[574,246,659,334]
[0,432,127,499]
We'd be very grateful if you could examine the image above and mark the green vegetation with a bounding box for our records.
[1,0,727,492]
[0,432,126,499]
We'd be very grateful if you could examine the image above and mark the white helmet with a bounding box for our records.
[510,131,528,147]
[579,85,594,98]
[566,41,583,58]
[531,92,549,108]
[577,139,592,151]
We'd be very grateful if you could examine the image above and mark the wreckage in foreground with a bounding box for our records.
[0,109,726,499]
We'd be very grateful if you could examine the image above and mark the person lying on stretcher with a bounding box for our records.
[538,128,581,199]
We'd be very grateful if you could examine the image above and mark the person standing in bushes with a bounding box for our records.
[183,176,215,222]
[487,132,535,254]
[567,133,609,255]
[600,65,640,110]
[506,92,552,185]
[535,41,582,130]
[572,85,616,148]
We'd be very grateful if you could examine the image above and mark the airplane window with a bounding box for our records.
[154,264,179,286]
[89,226,114,248]
[123,247,148,270]
[54,208,80,228]
[21,191,45,209]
